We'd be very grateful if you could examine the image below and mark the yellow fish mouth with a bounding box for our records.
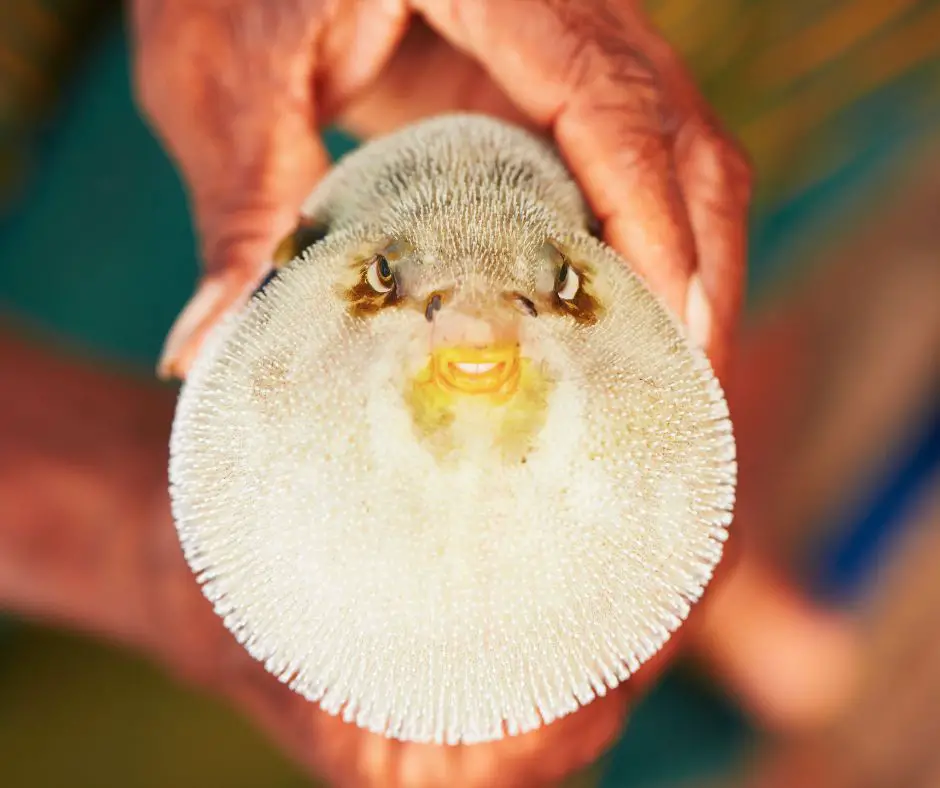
[431,344,521,397]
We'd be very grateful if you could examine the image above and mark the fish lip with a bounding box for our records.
[432,345,521,396]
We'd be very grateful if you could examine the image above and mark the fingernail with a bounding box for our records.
[157,279,228,380]
[685,273,712,350]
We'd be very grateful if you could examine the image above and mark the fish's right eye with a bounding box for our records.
[366,255,395,293]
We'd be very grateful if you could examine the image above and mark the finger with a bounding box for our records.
[131,0,409,379]
[413,0,697,318]
[689,543,862,731]
[312,630,679,788]
[154,97,332,383]
[131,2,329,377]
[348,684,635,788]
[156,257,280,380]
[156,152,330,379]
[675,118,753,375]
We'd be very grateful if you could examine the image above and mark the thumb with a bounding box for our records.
[129,0,334,380]
[158,129,330,380]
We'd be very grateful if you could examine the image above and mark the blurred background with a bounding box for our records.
[1,0,938,786]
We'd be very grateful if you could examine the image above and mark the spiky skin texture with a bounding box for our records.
[169,114,736,746]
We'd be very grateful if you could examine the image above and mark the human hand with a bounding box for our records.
[124,2,856,784]
[131,0,749,382]
[0,331,674,788]
[0,315,857,788]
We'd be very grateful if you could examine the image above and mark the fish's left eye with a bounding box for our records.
[556,260,581,301]
[366,255,395,293]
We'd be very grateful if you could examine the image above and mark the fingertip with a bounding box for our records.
[604,213,693,321]
[157,266,264,380]
[694,554,863,731]
[671,120,750,369]
[730,606,862,731]
[760,611,862,730]
[157,278,228,380]
[685,273,712,351]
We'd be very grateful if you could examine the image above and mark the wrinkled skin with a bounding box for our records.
[132,0,749,381]
[112,1,861,786]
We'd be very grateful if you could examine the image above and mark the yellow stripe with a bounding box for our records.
[656,0,763,78]
[659,0,739,67]
[746,0,921,90]
[741,4,940,193]
[645,0,708,38]
[682,3,756,83]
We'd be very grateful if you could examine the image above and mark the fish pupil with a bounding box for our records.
[378,256,392,282]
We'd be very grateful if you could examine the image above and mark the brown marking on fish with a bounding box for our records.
[544,240,604,326]
[340,262,405,318]
[272,216,330,268]
[339,239,415,319]
[249,350,293,405]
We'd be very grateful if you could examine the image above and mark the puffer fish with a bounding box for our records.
[168,113,736,747]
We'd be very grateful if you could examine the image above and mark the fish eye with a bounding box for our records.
[366,255,395,293]
[556,260,581,301]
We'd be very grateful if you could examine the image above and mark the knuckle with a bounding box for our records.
[717,136,755,203]
[560,27,659,93]
[686,123,754,207]
[566,38,661,113]
[200,223,281,279]
[131,1,325,129]
[544,3,664,122]
[607,125,671,173]
[560,46,668,153]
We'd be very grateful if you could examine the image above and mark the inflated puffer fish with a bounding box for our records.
[168,114,736,746]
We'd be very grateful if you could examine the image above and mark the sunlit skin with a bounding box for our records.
[132,0,749,382]
[121,1,862,785]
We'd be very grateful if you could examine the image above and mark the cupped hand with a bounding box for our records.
[0,326,858,788]
[127,2,855,786]
[131,0,749,381]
